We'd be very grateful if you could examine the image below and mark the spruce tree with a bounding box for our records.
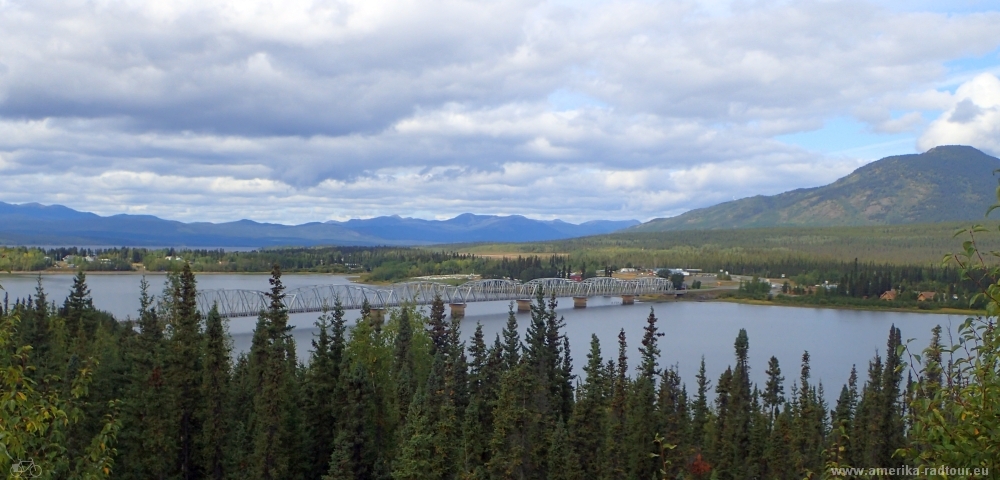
[876,325,905,466]
[167,263,203,480]
[690,356,710,450]
[851,353,883,466]
[568,335,608,479]
[626,307,663,479]
[64,269,94,342]
[325,363,381,480]
[487,363,546,479]
[251,264,296,480]
[392,307,418,424]
[200,305,231,480]
[391,390,438,480]
[763,356,784,423]
[303,308,339,479]
[118,276,173,479]
[602,329,629,480]
[715,329,753,478]
[918,325,944,402]
[20,277,52,377]
[500,303,520,370]
[546,420,584,480]
[790,351,825,474]
[428,295,448,354]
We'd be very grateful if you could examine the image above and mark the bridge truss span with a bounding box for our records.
[198,276,675,318]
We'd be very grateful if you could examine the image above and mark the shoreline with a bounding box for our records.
[702,295,981,316]
[0,270,355,276]
[2,271,985,317]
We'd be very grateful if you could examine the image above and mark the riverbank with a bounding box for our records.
[0,270,356,276]
[639,291,984,316]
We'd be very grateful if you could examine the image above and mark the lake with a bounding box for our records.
[0,273,969,402]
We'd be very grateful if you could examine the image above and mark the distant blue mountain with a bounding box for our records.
[0,202,638,247]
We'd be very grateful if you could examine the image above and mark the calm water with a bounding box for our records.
[1,273,967,401]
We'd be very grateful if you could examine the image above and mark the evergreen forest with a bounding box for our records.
[2,260,998,479]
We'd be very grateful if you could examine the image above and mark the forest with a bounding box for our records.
[457,222,1000,265]
[1,260,996,479]
[0,246,580,282]
[0,240,987,301]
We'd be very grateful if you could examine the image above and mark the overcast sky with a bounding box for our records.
[1,0,999,224]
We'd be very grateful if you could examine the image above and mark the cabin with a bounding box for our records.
[879,290,897,301]
[917,291,937,302]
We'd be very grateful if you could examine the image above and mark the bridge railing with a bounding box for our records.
[198,276,674,318]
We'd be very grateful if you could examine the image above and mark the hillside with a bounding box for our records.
[634,145,1000,231]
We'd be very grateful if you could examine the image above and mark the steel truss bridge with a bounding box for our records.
[196,277,676,318]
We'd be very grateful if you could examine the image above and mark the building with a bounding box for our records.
[879,290,897,301]
[917,292,937,302]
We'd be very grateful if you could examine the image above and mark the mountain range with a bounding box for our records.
[632,145,1000,232]
[0,204,639,247]
[3,145,997,246]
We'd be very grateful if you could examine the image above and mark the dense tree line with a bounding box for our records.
[0,246,581,283]
[460,221,1000,265]
[1,244,982,304]
[4,264,996,478]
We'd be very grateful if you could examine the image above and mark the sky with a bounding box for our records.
[1,0,999,225]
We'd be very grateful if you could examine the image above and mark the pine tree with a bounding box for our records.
[790,351,825,475]
[876,325,905,466]
[325,363,381,480]
[918,325,944,402]
[657,365,689,478]
[392,307,418,424]
[830,365,858,465]
[19,276,52,377]
[251,264,296,480]
[690,356,710,450]
[500,303,520,370]
[763,356,784,423]
[428,295,448,354]
[546,420,584,480]
[487,363,546,479]
[229,353,255,477]
[460,391,491,479]
[167,263,203,480]
[715,329,753,478]
[391,390,438,480]
[626,307,663,479]
[850,353,883,467]
[461,324,501,478]
[200,305,231,480]
[64,269,94,342]
[118,276,173,480]
[568,335,608,479]
[602,329,629,480]
[303,303,346,480]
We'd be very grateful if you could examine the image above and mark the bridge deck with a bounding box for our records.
[197,277,675,318]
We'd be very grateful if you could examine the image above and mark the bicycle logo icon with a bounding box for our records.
[11,459,41,478]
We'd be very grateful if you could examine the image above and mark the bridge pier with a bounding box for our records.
[449,303,466,319]
[369,308,386,323]
[516,299,532,313]
[621,294,635,305]
[573,296,587,308]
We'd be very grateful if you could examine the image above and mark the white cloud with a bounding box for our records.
[0,0,998,223]
[919,73,1000,155]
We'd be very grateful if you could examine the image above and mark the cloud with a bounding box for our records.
[0,0,998,223]
[919,73,1000,155]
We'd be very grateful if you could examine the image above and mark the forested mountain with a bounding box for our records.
[0,202,637,246]
[634,145,1000,231]
[2,266,994,478]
